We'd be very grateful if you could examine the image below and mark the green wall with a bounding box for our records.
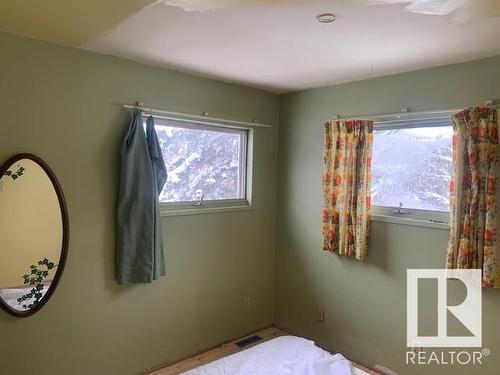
[276,56,500,375]
[2,29,500,375]
[0,32,279,374]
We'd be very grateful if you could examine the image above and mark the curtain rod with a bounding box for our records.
[122,103,272,129]
[329,102,500,125]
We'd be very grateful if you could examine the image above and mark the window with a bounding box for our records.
[154,118,251,214]
[371,119,453,221]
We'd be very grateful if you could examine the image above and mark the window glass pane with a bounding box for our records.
[155,123,246,202]
[372,125,453,212]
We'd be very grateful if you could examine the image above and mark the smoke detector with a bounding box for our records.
[316,13,336,23]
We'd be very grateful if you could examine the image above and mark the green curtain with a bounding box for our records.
[116,110,167,284]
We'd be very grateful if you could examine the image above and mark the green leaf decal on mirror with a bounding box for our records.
[17,258,57,309]
[4,166,25,181]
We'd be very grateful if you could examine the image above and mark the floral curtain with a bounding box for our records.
[446,107,499,288]
[323,120,373,260]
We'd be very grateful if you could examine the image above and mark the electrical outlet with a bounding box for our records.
[315,305,326,322]
[243,296,251,311]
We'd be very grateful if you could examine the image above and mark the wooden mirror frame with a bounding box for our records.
[0,153,69,318]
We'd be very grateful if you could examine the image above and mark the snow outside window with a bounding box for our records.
[153,118,251,214]
[371,119,453,222]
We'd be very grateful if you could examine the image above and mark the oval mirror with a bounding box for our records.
[0,154,69,317]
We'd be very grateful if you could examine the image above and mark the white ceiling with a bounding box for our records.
[82,1,500,93]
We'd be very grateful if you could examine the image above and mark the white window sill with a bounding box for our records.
[371,214,450,230]
[160,203,253,217]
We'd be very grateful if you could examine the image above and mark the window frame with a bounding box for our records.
[370,117,452,229]
[152,117,254,216]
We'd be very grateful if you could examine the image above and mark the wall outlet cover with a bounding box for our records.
[243,296,251,311]
[316,306,326,322]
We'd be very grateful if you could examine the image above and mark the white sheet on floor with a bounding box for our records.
[181,335,369,375]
